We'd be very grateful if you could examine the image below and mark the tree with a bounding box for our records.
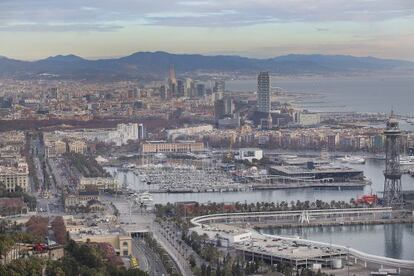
[51,216,67,245]
[26,216,48,240]
[189,254,196,268]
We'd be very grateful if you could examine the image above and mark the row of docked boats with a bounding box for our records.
[337,155,414,167]
[400,155,414,167]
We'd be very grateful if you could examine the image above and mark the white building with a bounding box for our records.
[51,124,142,147]
[44,140,67,158]
[166,125,213,141]
[235,148,263,163]
[191,224,252,246]
[116,123,139,146]
[0,161,29,192]
[138,123,146,140]
[79,177,119,191]
[297,112,321,126]
[68,140,87,154]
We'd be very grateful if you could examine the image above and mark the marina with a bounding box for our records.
[107,153,373,194]
[105,156,414,204]
[130,164,249,193]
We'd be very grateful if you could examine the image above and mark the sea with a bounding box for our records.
[226,75,414,117]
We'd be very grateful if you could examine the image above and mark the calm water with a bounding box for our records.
[106,159,414,261]
[227,75,414,116]
[105,158,414,205]
[261,224,414,261]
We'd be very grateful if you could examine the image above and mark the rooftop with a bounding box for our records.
[235,236,345,260]
[270,165,362,175]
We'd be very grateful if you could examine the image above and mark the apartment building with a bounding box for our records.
[0,161,29,192]
[141,141,205,153]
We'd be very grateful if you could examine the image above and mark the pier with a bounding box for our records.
[190,207,408,227]
[190,208,414,272]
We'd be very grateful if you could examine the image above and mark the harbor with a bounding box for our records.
[104,156,414,204]
[105,152,375,194]
[190,208,414,273]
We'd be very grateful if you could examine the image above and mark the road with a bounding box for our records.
[131,239,149,272]
[108,196,192,275]
[132,238,168,276]
[152,222,194,276]
[157,220,207,268]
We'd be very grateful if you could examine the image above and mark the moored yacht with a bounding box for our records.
[400,156,414,166]
[137,191,153,205]
[337,155,366,164]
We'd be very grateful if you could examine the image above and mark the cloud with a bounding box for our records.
[0,23,122,32]
[0,0,413,31]
[316,28,330,32]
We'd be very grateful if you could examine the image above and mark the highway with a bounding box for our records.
[152,224,193,276]
[157,220,207,268]
[132,238,168,276]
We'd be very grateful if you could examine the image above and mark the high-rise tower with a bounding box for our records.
[168,64,177,83]
[257,72,270,113]
[176,79,185,98]
[383,112,403,206]
[213,80,225,93]
[168,64,177,97]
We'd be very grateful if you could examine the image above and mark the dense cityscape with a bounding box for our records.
[1,1,414,276]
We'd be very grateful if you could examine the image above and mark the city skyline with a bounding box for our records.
[0,0,413,61]
[0,1,413,274]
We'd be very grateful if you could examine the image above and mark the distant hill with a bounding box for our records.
[0,51,412,80]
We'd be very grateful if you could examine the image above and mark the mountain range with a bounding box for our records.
[0,51,413,80]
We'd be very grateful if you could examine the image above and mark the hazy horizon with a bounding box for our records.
[1,0,413,61]
[2,50,414,63]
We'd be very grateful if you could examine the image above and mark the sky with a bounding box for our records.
[0,0,413,61]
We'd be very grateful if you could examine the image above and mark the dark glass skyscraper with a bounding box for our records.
[257,72,270,113]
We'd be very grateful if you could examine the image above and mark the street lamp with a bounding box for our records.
[347,245,350,276]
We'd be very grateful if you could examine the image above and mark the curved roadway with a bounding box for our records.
[190,209,414,271]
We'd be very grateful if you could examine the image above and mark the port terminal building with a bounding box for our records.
[269,164,364,182]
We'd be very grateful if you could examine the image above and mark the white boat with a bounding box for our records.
[400,156,414,166]
[282,154,298,159]
[406,118,414,124]
[373,154,386,160]
[154,153,167,159]
[123,163,136,169]
[194,153,210,159]
[136,191,153,206]
[337,155,366,164]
